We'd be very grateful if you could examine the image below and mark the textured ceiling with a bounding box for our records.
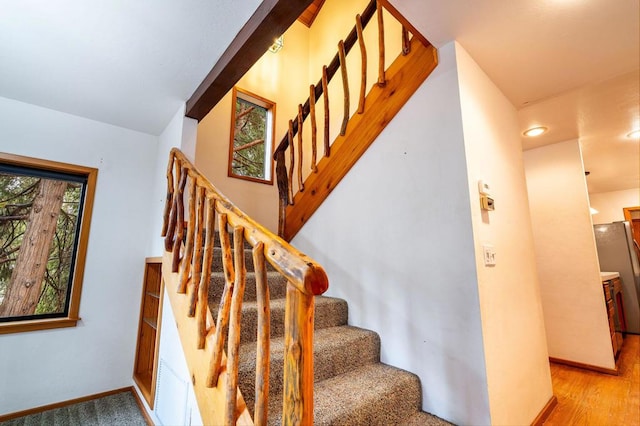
[0,0,261,135]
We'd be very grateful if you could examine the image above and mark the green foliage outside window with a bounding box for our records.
[228,88,275,184]
[0,171,84,320]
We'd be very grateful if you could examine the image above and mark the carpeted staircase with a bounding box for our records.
[209,236,451,425]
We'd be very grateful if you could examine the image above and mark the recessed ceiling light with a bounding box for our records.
[523,126,547,137]
[590,207,599,215]
[626,130,640,139]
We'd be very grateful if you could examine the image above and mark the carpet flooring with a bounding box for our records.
[210,235,452,425]
[1,391,147,426]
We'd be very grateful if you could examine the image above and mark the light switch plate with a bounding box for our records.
[483,244,496,266]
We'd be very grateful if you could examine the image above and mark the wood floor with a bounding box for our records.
[543,334,639,425]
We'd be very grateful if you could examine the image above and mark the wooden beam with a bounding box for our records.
[186,0,314,121]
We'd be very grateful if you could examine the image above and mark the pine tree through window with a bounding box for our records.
[0,153,97,334]
[228,87,275,184]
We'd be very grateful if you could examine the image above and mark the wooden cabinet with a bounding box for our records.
[133,257,164,408]
[603,278,624,357]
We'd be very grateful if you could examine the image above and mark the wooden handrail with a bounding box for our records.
[161,148,328,425]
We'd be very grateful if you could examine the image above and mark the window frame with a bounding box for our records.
[227,87,276,185]
[0,152,97,334]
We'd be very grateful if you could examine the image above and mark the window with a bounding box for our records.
[228,87,276,184]
[0,152,97,334]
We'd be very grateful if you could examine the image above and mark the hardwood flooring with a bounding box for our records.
[544,334,639,425]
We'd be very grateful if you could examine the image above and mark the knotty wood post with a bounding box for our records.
[207,213,235,387]
[376,1,386,86]
[309,84,318,173]
[161,153,175,237]
[322,65,330,157]
[196,195,215,349]
[178,176,197,293]
[282,284,315,426]
[225,227,246,425]
[275,150,289,238]
[356,14,367,114]
[297,104,305,192]
[172,167,188,273]
[287,120,295,205]
[253,242,270,426]
[402,26,411,55]
[164,160,180,252]
[188,186,206,317]
[338,40,349,136]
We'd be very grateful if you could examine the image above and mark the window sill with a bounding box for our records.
[0,317,80,335]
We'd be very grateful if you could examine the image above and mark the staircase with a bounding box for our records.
[209,235,450,425]
[160,2,444,424]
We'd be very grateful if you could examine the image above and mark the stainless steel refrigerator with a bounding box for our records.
[593,221,640,334]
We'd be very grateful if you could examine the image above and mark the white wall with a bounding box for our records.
[524,140,615,369]
[0,96,158,415]
[195,22,311,233]
[589,188,640,224]
[455,43,553,426]
[147,104,198,255]
[292,42,491,426]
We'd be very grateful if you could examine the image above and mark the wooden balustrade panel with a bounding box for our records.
[162,253,253,426]
[161,149,328,426]
[283,39,438,241]
[225,227,247,425]
[253,242,270,426]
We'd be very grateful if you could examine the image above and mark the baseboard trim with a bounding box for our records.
[131,385,155,426]
[549,357,618,375]
[0,386,134,422]
[531,395,558,426]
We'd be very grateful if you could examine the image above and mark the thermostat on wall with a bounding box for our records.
[478,180,492,196]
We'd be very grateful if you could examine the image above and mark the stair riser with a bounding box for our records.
[239,330,380,413]
[208,273,287,305]
[211,247,276,273]
[211,298,348,345]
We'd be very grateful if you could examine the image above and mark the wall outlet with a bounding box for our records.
[483,244,496,266]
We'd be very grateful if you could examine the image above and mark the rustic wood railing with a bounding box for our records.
[273,0,437,240]
[161,148,328,425]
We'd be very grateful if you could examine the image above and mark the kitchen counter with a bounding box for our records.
[601,271,620,281]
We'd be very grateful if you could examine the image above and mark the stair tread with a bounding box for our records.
[268,363,422,425]
[238,325,380,408]
[240,324,379,358]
